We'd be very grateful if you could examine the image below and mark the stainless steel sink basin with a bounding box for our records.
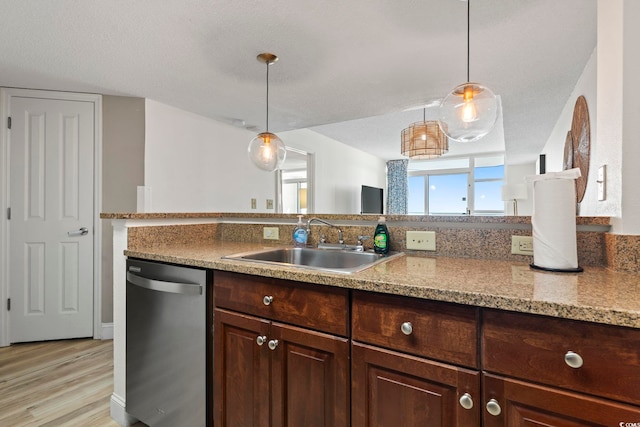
[223,247,402,274]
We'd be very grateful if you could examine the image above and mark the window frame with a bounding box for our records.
[408,154,504,216]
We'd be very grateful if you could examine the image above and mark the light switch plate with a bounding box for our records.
[406,231,436,251]
[597,165,606,201]
[511,236,533,255]
[263,227,279,240]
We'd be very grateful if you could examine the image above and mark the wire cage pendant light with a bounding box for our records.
[439,0,498,143]
[248,53,287,171]
[401,108,449,159]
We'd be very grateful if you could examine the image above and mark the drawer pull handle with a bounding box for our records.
[459,393,474,410]
[564,351,584,368]
[256,335,267,346]
[268,339,279,350]
[486,399,502,416]
[401,322,413,335]
[263,295,274,306]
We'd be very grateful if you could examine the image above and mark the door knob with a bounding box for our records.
[486,399,502,416]
[256,335,267,346]
[401,322,413,335]
[67,227,89,237]
[263,295,274,306]
[268,339,279,350]
[459,393,474,410]
[564,351,584,368]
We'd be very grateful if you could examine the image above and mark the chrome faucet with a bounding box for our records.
[306,217,344,245]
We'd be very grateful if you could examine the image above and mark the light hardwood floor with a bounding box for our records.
[0,338,142,427]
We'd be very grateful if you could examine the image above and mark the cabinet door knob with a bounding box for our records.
[263,295,274,306]
[400,322,413,335]
[486,399,502,416]
[564,351,584,368]
[256,335,267,346]
[459,392,474,410]
[268,339,279,350]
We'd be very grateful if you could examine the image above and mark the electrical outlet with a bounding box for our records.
[511,236,533,255]
[266,199,274,209]
[251,198,257,209]
[406,231,436,251]
[263,227,279,240]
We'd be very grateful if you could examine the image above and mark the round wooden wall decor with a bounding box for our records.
[571,95,590,203]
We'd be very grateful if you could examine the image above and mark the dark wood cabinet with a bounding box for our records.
[482,373,640,426]
[482,309,640,425]
[351,291,481,426]
[271,321,350,427]
[352,290,479,368]
[213,271,350,427]
[483,309,640,406]
[213,270,640,426]
[352,342,481,427]
[214,309,270,427]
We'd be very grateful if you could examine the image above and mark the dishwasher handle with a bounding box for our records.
[126,272,203,296]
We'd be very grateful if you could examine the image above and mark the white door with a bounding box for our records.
[9,95,95,343]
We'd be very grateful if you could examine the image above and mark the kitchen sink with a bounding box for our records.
[223,247,403,274]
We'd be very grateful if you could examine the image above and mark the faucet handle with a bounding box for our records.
[320,234,326,244]
[357,235,370,245]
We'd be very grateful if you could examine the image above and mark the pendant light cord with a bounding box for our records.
[266,61,270,133]
[467,0,470,83]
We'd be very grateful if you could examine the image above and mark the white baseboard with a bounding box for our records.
[110,393,139,427]
[101,322,114,340]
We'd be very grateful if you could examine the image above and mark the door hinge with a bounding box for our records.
[6,207,10,220]
[6,299,10,311]
[7,117,11,129]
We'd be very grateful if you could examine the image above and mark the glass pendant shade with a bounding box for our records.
[248,131,286,171]
[401,120,449,159]
[439,82,498,142]
[248,52,286,172]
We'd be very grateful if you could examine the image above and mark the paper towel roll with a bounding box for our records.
[528,168,581,271]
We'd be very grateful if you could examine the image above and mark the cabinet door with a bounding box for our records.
[214,308,271,427]
[483,373,640,426]
[270,322,350,427]
[352,342,480,427]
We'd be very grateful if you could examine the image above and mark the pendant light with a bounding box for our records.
[248,53,286,171]
[401,108,449,159]
[439,0,498,143]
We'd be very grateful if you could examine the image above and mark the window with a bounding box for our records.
[407,154,504,215]
[281,170,307,214]
[276,148,314,214]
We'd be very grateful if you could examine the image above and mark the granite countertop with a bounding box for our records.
[124,241,640,329]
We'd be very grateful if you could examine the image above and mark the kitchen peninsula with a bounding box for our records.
[103,212,640,426]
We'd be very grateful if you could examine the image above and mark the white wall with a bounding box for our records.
[539,48,607,216]
[144,100,387,214]
[614,0,640,234]
[102,96,145,323]
[280,128,387,214]
[144,99,275,212]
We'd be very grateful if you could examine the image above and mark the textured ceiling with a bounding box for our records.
[0,0,596,164]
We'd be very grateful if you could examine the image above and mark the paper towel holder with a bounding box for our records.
[530,263,583,273]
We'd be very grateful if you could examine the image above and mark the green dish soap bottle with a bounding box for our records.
[373,216,389,255]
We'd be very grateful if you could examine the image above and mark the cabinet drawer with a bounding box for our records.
[482,309,640,406]
[352,291,479,368]
[214,270,349,336]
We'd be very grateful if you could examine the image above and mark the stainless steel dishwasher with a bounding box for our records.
[126,258,212,427]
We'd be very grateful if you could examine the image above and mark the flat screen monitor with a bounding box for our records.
[361,185,383,214]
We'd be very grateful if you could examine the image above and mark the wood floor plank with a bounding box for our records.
[0,338,144,427]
